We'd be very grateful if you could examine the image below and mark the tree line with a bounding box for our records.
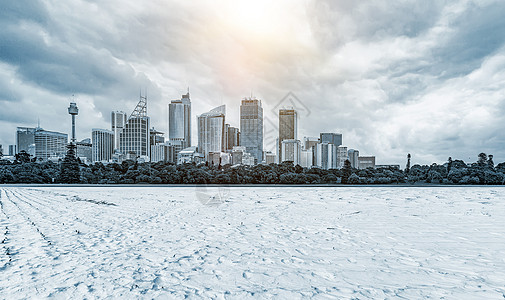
[0,152,504,185]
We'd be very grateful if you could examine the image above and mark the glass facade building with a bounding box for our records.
[278,109,297,162]
[34,129,68,160]
[320,133,342,147]
[240,98,263,163]
[111,111,127,151]
[197,105,225,159]
[169,92,191,154]
[92,128,114,162]
[16,127,36,156]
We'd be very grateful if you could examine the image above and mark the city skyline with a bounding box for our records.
[2,1,505,165]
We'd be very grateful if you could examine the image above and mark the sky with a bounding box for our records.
[1,0,505,165]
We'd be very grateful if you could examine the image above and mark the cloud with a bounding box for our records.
[1,0,505,166]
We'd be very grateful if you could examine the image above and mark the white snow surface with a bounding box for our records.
[0,186,504,299]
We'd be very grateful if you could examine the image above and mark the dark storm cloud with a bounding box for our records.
[431,3,505,78]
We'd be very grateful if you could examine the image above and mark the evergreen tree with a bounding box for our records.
[477,153,487,167]
[341,159,352,184]
[58,145,81,183]
[487,154,494,169]
[15,150,31,163]
[405,153,411,174]
[447,157,453,173]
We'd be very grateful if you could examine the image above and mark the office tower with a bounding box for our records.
[348,149,360,168]
[281,139,301,165]
[76,138,92,164]
[303,137,319,151]
[92,129,114,162]
[111,111,127,151]
[337,146,348,168]
[150,144,175,163]
[358,156,376,169]
[224,124,240,151]
[16,127,36,156]
[34,129,68,160]
[8,145,17,156]
[0,145,3,156]
[240,98,263,163]
[169,92,191,154]
[278,109,297,162]
[119,95,150,160]
[197,105,226,158]
[300,149,313,168]
[320,133,342,147]
[314,142,337,170]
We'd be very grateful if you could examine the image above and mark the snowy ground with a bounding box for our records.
[0,186,504,299]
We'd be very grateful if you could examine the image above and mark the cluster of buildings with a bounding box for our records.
[1,92,393,170]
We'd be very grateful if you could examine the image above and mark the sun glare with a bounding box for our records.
[225,0,281,36]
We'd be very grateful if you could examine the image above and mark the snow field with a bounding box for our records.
[0,186,504,298]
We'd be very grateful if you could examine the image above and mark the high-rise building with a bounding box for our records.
[16,127,36,156]
[0,145,3,156]
[281,139,301,165]
[240,98,263,163]
[34,129,68,160]
[358,156,376,169]
[337,146,349,168]
[278,109,297,162]
[150,144,175,163]
[314,142,337,170]
[348,149,359,169]
[119,95,150,161]
[76,138,92,164]
[8,145,17,156]
[169,92,191,155]
[300,149,313,168]
[92,129,114,162]
[197,105,226,159]
[111,111,127,151]
[320,133,342,147]
[224,124,240,151]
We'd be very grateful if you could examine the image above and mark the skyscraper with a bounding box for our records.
[281,139,301,165]
[168,92,191,154]
[224,124,240,151]
[111,111,127,151]
[278,109,297,162]
[320,133,342,146]
[314,142,337,170]
[119,95,150,160]
[34,129,68,160]
[197,105,225,159]
[92,129,114,162]
[348,149,360,168]
[16,127,36,156]
[337,145,349,168]
[240,98,263,163]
